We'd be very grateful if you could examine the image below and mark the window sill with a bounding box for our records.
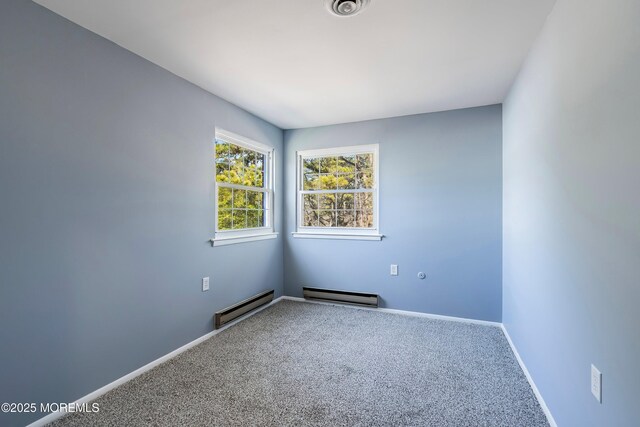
[210,232,278,247]
[291,232,383,241]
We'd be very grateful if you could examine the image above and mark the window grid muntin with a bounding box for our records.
[298,148,377,231]
[214,133,273,235]
[217,183,269,231]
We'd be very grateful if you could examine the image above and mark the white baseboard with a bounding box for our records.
[280,296,502,327]
[501,324,557,427]
[27,296,555,427]
[285,296,555,425]
[27,296,285,427]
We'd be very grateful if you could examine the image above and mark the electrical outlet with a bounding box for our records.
[591,364,602,403]
[390,264,398,276]
[202,277,210,292]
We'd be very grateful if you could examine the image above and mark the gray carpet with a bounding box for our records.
[50,300,549,426]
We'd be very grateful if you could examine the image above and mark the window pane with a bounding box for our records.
[243,150,256,168]
[216,162,230,182]
[232,210,247,229]
[218,209,232,230]
[337,193,354,210]
[233,189,246,209]
[355,192,374,228]
[355,192,373,211]
[215,135,272,234]
[229,144,244,183]
[303,158,319,174]
[303,174,319,190]
[242,150,265,188]
[337,173,355,189]
[319,156,336,174]
[318,210,336,227]
[337,210,355,228]
[355,209,374,228]
[356,170,374,189]
[319,193,336,210]
[303,209,318,227]
[247,190,264,210]
[229,143,243,164]
[247,210,264,228]
[215,140,230,162]
[337,155,356,173]
[243,168,264,188]
[255,152,265,173]
[229,167,243,185]
[218,187,232,210]
[254,171,264,187]
[303,194,318,211]
[363,209,373,228]
[318,173,337,190]
[297,147,376,232]
[356,153,373,171]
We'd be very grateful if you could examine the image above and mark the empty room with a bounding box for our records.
[1,0,638,426]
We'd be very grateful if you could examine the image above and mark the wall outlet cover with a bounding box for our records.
[390,264,398,276]
[202,277,210,292]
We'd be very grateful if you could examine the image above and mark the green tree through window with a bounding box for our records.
[215,138,268,230]
[300,152,375,228]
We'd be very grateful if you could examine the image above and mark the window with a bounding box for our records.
[294,144,382,240]
[211,129,276,246]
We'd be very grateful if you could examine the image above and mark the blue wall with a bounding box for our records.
[0,1,283,426]
[10,0,639,425]
[284,106,503,322]
[502,0,640,425]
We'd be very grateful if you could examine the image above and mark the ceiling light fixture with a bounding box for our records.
[325,0,370,17]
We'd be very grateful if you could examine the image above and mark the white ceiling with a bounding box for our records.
[35,0,555,129]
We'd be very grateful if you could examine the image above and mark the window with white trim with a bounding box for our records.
[212,129,276,246]
[294,144,381,240]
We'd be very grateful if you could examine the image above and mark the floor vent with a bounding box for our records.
[303,287,379,307]
[215,289,274,329]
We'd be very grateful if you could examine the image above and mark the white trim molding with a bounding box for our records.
[501,325,558,427]
[211,232,278,246]
[26,296,555,427]
[280,296,501,327]
[295,144,381,239]
[26,296,286,427]
[213,128,276,245]
[215,129,273,152]
[291,232,383,241]
[283,296,555,425]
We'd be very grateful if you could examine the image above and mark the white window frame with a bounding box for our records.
[293,144,382,241]
[211,129,277,247]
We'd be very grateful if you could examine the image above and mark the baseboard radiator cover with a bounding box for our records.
[215,289,274,329]
[302,287,379,307]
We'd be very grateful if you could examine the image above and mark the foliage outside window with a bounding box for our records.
[295,144,380,240]
[213,130,274,245]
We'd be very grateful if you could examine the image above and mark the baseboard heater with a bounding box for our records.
[302,287,379,307]
[214,289,274,329]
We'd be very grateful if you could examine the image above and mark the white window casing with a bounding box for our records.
[211,129,277,246]
[293,144,382,241]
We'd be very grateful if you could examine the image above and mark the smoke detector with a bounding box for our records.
[325,0,370,17]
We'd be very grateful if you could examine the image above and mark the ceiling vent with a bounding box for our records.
[325,0,370,17]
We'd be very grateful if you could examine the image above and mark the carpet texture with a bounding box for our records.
[50,300,549,426]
